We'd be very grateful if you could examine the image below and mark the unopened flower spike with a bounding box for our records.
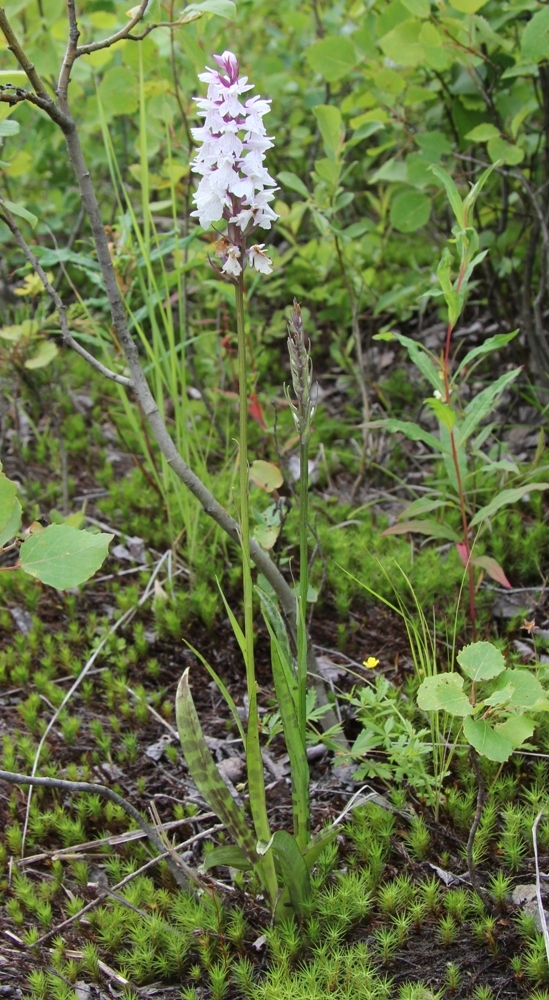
[190,49,278,278]
[285,299,316,442]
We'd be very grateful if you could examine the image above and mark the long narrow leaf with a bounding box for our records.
[259,830,311,919]
[372,418,447,454]
[175,670,258,864]
[454,332,518,379]
[375,331,441,392]
[257,588,310,852]
[382,519,460,542]
[470,483,549,528]
[182,639,246,745]
[201,846,252,872]
[457,368,522,447]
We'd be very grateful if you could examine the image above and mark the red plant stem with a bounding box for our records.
[443,257,477,639]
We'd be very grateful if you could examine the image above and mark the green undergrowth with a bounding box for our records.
[3,797,549,998]
[1,563,549,997]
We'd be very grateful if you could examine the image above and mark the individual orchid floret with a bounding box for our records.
[215,237,242,278]
[247,244,273,275]
[190,50,279,238]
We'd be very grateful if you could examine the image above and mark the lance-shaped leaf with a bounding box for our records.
[374,330,441,392]
[201,846,252,873]
[457,368,522,448]
[257,588,309,852]
[454,331,519,378]
[470,555,511,589]
[258,830,311,919]
[371,418,446,454]
[382,519,460,542]
[176,670,259,865]
[457,641,505,681]
[470,483,549,528]
[20,524,112,589]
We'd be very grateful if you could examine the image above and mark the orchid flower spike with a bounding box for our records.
[191,50,278,277]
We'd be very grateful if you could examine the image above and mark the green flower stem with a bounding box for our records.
[297,440,309,734]
[297,436,311,851]
[235,276,277,906]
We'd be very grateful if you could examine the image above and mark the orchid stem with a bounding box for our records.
[234,275,277,907]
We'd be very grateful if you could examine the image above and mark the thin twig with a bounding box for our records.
[20,552,172,857]
[0,770,193,889]
[0,200,133,387]
[466,748,490,906]
[28,821,224,949]
[532,810,549,965]
[17,812,217,866]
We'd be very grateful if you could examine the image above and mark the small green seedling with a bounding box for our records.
[417,641,549,762]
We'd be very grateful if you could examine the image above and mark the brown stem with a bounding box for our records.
[466,749,491,907]
[0,5,345,745]
[0,203,133,387]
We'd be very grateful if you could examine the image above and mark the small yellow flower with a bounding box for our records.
[363,656,380,670]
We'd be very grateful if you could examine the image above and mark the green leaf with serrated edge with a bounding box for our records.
[0,474,18,536]
[201,846,252,873]
[371,418,446,454]
[180,0,236,21]
[494,715,535,749]
[426,397,456,430]
[0,497,21,548]
[470,483,549,528]
[522,6,549,63]
[457,368,522,448]
[305,37,356,82]
[182,639,246,745]
[381,519,460,542]
[429,165,465,229]
[457,641,505,681]
[417,674,473,716]
[454,331,519,378]
[374,331,441,392]
[249,460,283,493]
[463,717,514,762]
[259,830,311,919]
[277,172,309,199]
[176,670,259,866]
[496,670,549,711]
[482,683,515,707]
[19,524,112,589]
[3,200,37,229]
